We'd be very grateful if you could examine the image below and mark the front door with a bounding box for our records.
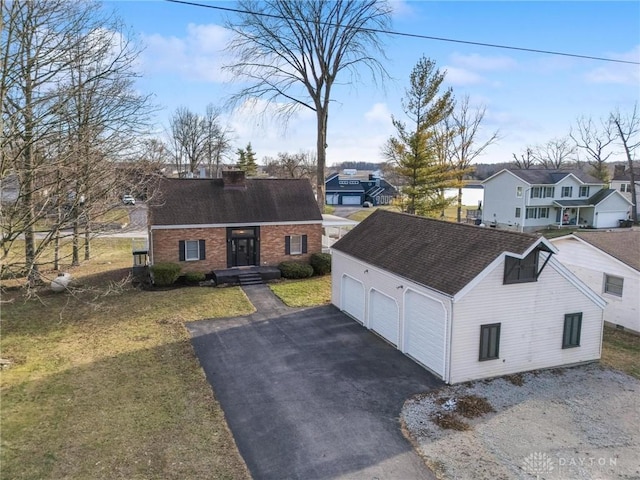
[227,227,259,267]
[231,237,255,267]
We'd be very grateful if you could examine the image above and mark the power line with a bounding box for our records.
[165,0,639,66]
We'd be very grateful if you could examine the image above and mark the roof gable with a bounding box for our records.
[504,169,602,185]
[332,210,546,295]
[150,178,322,226]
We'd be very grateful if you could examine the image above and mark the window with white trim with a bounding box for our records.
[544,187,555,197]
[604,274,624,296]
[531,187,542,198]
[185,240,200,261]
[179,239,205,262]
[579,186,589,197]
[516,186,523,198]
[289,235,303,254]
[561,186,573,197]
[515,207,521,218]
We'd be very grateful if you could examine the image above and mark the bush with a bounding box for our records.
[310,252,331,276]
[278,261,314,279]
[184,271,206,283]
[150,262,181,287]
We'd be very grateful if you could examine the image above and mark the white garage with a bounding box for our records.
[594,211,625,229]
[369,289,399,346]
[404,290,446,377]
[341,195,361,205]
[341,275,364,323]
[331,210,606,384]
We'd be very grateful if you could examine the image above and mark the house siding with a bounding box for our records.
[152,223,322,273]
[552,237,640,333]
[482,171,527,229]
[449,256,603,384]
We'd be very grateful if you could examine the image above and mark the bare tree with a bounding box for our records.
[225,0,392,211]
[264,151,316,182]
[202,104,233,178]
[531,137,576,169]
[610,104,639,222]
[570,116,615,182]
[444,96,499,222]
[512,148,535,169]
[169,107,205,175]
[1,0,154,285]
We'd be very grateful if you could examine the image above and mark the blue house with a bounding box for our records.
[325,172,397,206]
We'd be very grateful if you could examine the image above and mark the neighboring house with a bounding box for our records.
[148,171,323,276]
[482,169,632,232]
[325,172,398,206]
[551,230,640,334]
[610,165,639,220]
[331,210,605,384]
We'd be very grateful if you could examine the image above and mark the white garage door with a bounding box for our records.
[405,290,446,377]
[326,194,339,205]
[369,290,399,346]
[342,275,365,323]
[595,211,624,228]
[341,195,361,205]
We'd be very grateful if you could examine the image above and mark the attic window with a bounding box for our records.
[504,250,539,284]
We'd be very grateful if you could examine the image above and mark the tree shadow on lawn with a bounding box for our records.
[1,338,250,480]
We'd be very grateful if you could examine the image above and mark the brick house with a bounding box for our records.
[148,171,323,279]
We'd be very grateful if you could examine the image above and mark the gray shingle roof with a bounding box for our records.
[150,178,322,225]
[506,169,602,185]
[553,189,617,207]
[574,230,640,272]
[332,210,542,296]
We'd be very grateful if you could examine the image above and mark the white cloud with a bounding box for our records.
[141,23,232,82]
[365,103,392,123]
[584,46,640,86]
[443,66,485,86]
[449,53,517,72]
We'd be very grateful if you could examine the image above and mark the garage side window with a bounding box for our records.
[285,235,307,255]
[562,313,582,348]
[603,274,623,297]
[179,240,206,261]
[479,323,500,361]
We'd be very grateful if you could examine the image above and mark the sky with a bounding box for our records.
[105,0,640,167]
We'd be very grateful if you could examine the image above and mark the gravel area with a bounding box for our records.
[402,364,640,480]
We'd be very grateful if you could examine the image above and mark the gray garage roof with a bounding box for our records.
[332,210,546,296]
[574,230,640,272]
[150,176,322,226]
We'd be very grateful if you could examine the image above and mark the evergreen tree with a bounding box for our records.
[236,143,258,176]
[383,56,455,216]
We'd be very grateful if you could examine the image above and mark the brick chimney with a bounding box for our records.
[222,170,246,189]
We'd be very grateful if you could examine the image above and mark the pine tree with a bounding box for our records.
[383,56,455,216]
[236,143,258,176]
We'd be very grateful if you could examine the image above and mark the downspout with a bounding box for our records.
[446,298,454,384]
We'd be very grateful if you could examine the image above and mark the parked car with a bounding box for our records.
[122,194,136,205]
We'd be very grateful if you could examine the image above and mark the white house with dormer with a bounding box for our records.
[482,169,632,232]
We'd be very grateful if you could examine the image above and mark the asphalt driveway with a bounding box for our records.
[187,285,443,479]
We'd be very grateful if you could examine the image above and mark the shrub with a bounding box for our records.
[310,252,331,276]
[150,262,181,287]
[184,271,206,283]
[278,261,314,279]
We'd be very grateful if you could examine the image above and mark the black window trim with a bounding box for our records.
[562,313,582,349]
[479,323,501,361]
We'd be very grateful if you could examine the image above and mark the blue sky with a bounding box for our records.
[107,1,640,166]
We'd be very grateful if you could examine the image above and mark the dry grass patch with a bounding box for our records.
[601,325,640,379]
[430,412,470,431]
[269,275,332,307]
[1,274,253,479]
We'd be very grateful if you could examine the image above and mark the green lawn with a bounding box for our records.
[601,326,640,379]
[269,275,332,307]
[1,258,253,479]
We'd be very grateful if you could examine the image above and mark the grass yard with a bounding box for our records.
[269,275,332,307]
[601,325,640,379]
[1,251,254,480]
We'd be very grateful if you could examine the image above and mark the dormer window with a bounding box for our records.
[504,250,539,284]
